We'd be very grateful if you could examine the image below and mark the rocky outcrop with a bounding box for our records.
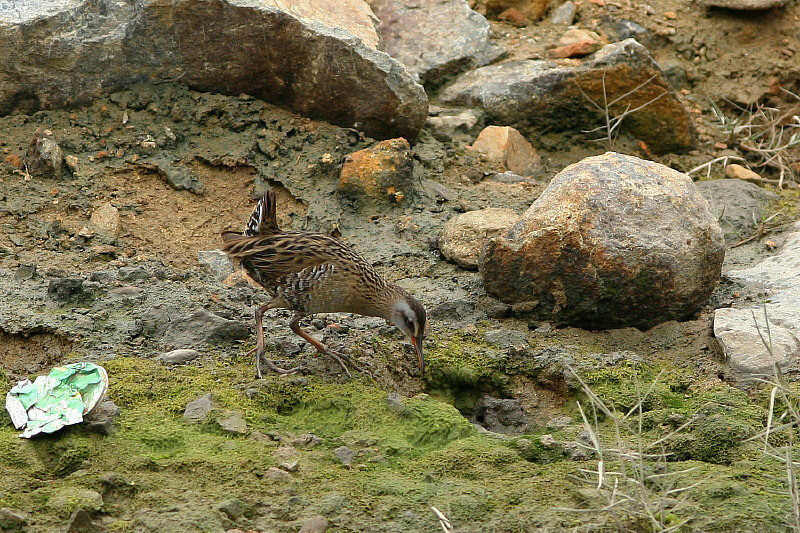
[440,208,519,269]
[0,0,427,140]
[481,152,724,329]
[714,222,800,381]
[370,0,503,86]
[439,39,695,153]
[695,179,778,242]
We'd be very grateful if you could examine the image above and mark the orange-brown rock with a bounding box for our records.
[548,41,601,58]
[338,138,414,208]
[476,0,551,21]
[480,152,724,329]
[469,126,541,176]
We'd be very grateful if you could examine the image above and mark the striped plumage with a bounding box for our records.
[222,191,426,377]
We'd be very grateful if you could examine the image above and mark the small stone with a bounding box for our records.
[48,488,103,514]
[279,460,299,472]
[548,41,601,58]
[24,128,63,178]
[64,154,79,172]
[725,164,762,182]
[557,28,602,47]
[292,433,323,448]
[440,208,518,270]
[157,349,202,364]
[183,393,214,423]
[549,1,576,24]
[118,266,148,281]
[89,202,120,237]
[701,0,786,9]
[13,264,36,281]
[48,277,87,303]
[216,498,247,520]
[265,467,291,480]
[0,508,28,530]
[547,415,574,429]
[425,109,482,140]
[334,446,355,466]
[198,250,234,281]
[84,400,120,435]
[215,410,248,435]
[474,395,529,434]
[300,515,329,533]
[67,509,98,533]
[338,138,414,210]
[498,7,528,26]
[470,126,540,176]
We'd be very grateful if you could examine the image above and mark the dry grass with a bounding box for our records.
[557,366,699,532]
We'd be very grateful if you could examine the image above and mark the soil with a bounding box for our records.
[0,2,799,532]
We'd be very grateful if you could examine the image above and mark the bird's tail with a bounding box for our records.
[245,190,280,236]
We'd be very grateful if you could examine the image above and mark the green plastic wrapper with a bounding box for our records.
[5,362,109,438]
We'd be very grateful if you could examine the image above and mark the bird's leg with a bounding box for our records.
[289,314,372,378]
[253,304,301,377]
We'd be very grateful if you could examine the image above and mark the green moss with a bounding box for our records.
[667,414,753,464]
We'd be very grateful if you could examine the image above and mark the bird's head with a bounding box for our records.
[389,292,427,374]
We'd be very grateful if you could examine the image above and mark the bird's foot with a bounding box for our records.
[323,349,374,379]
[253,349,301,378]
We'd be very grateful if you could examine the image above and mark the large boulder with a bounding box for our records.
[481,152,725,329]
[439,39,694,153]
[370,0,503,86]
[440,208,519,269]
[714,222,800,381]
[0,0,427,140]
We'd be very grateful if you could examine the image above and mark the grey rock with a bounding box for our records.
[292,433,323,448]
[84,400,120,435]
[183,393,214,423]
[300,515,329,533]
[696,179,778,242]
[162,309,249,348]
[489,171,533,184]
[714,222,800,381]
[13,264,36,281]
[425,108,483,141]
[265,466,292,480]
[48,277,87,303]
[547,415,574,429]
[216,498,247,520]
[334,445,355,466]
[482,152,724,328]
[549,1,576,24]
[67,509,98,533]
[701,0,786,9]
[604,18,650,44]
[118,266,149,282]
[197,250,234,281]
[372,0,504,87]
[474,395,529,434]
[484,328,528,349]
[440,39,695,153]
[280,460,299,472]
[23,128,63,178]
[0,508,28,531]
[215,410,248,435]
[139,157,204,195]
[0,0,427,141]
[157,348,202,364]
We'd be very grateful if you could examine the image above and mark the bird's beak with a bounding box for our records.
[412,336,425,375]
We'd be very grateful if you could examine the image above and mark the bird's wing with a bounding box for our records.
[221,231,376,287]
[244,191,280,236]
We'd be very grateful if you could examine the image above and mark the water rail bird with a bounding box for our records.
[222,191,426,378]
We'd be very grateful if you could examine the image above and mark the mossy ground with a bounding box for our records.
[0,331,797,532]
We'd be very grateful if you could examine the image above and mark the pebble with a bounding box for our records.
[334,446,355,466]
[157,348,202,364]
[89,202,120,237]
[265,467,291,480]
[725,163,762,182]
[183,393,214,423]
[299,516,329,533]
[549,1,576,24]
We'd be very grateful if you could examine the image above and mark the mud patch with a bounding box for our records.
[0,331,74,375]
